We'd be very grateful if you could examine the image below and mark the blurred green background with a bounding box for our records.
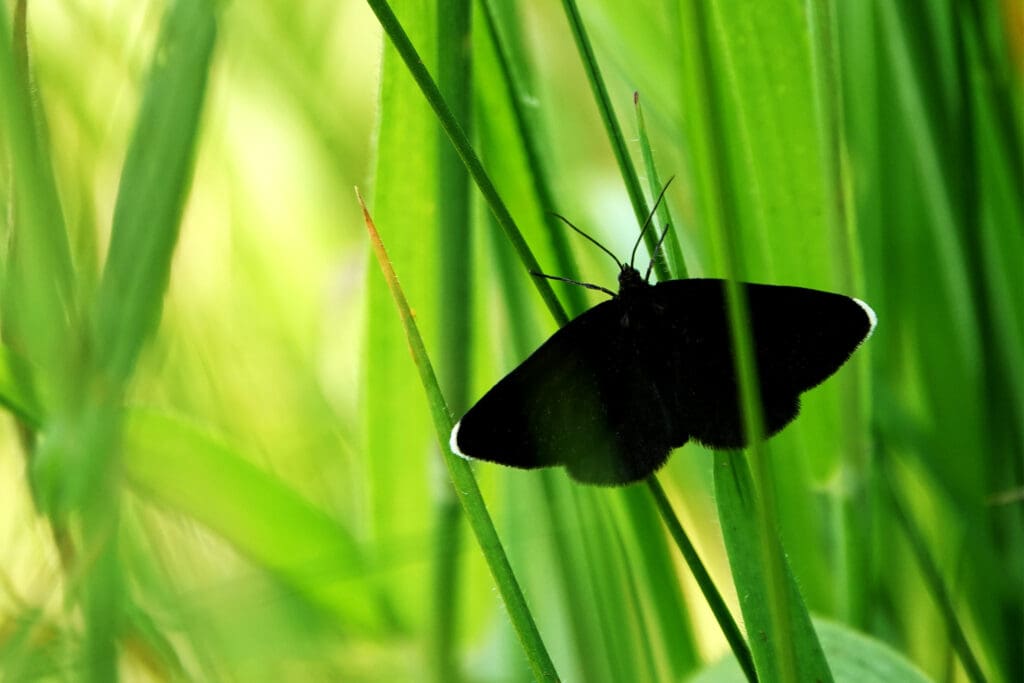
[0,0,1021,681]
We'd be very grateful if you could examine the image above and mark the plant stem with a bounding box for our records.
[646,476,757,683]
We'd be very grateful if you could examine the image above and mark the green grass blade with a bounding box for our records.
[535,476,607,682]
[874,0,979,368]
[365,0,438,631]
[963,0,1024,499]
[365,0,569,328]
[478,0,587,315]
[0,5,76,407]
[806,0,874,631]
[432,0,473,678]
[436,0,473,414]
[360,193,560,682]
[554,15,753,675]
[880,457,987,683]
[91,0,216,385]
[813,620,932,683]
[483,230,603,679]
[682,3,794,680]
[674,0,893,675]
[633,93,688,280]
[645,478,754,682]
[689,619,933,683]
[630,91,740,681]
[844,4,1018,676]
[614,485,702,679]
[98,4,212,679]
[558,0,668,281]
[715,450,833,682]
[607,515,663,681]
[570,490,640,682]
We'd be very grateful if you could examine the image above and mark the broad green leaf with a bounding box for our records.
[688,619,933,683]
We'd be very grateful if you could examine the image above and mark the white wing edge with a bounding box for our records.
[853,298,878,339]
[449,420,474,461]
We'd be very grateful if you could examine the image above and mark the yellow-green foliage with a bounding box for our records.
[0,1,1020,681]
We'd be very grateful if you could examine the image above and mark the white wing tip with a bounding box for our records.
[853,297,878,339]
[449,420,474,461]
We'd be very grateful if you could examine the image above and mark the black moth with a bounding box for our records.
[450,208,876,486]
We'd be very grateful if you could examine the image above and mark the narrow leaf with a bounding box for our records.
[92,0,216,384]
[358,190,560,682]
[715,451,833,682]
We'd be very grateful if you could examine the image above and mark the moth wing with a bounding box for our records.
[651,279,875,448]
[452,299,676,485]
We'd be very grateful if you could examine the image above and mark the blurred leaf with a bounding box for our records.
[642,478,749,681]
[124,409,387,632]
[0,344,42,428]
[0,3,76,408]
[91,0,216,385]
[0,608,71,681]
[614,485,700,678]
[432,0,473,677]
[0,1,1019,680]
[688,619,934,683]
[363,0,438,628]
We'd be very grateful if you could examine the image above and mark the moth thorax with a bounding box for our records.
[617,266,646,294]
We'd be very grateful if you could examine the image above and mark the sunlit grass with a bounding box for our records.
[1,1,1021,681]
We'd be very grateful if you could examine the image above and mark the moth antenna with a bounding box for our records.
[629,177,675,268]
[549,213,623,270]
[530,271,617,298]
[644,222,673,282]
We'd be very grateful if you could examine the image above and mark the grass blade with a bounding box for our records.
[0,4,76,408]
[558,0,668,281]
[631,87,755,680]
[432,0,473,678]
[364,0,569,327]
[715,450,833,682]
[675,1,836,679]
[92,0,216,385]
[880,456,987,683]
[874,0,980,368]
[478,0,587,315]
[25,2,215,679]
[613,486,701,679]
[646,478,755,682]
[359,190,560,682]
[689,619,933,683]
[633,93,688,280]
